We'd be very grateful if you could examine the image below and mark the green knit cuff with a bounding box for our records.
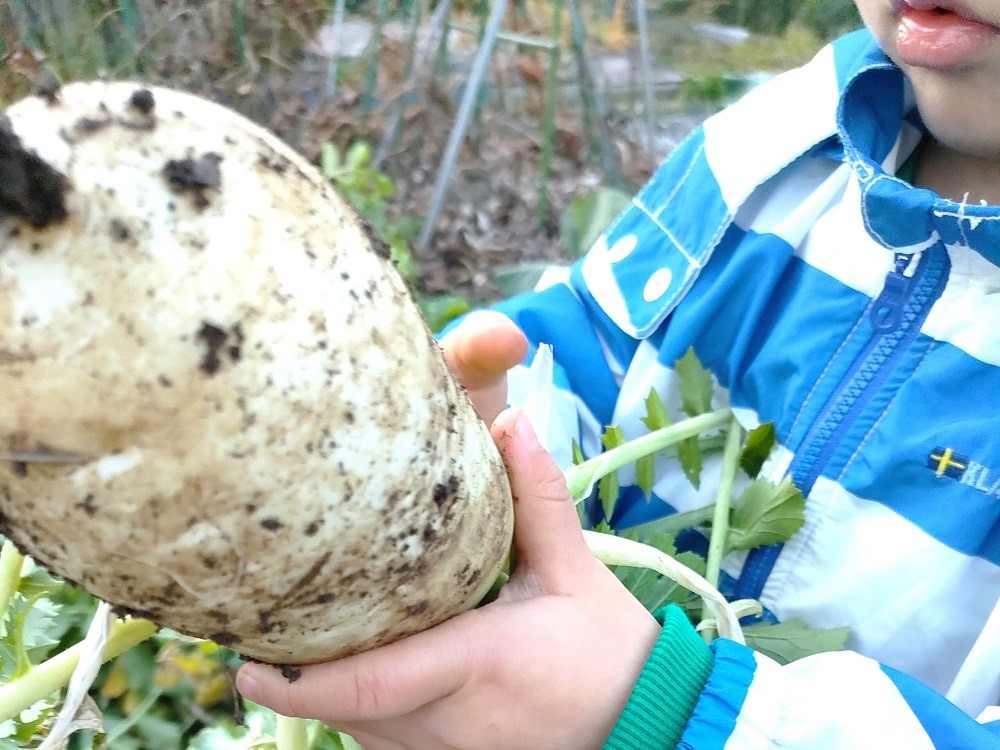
[603,604,715,750]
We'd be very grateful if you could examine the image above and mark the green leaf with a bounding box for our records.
[641,389,671,431]
[0,639,17,680]
[133,711,183,749]
[12,709,51,743]
[571,439,586,466]
[743,620,850,665]
[636,393,666,497]
[417,295,472,334]
[560,188,632,258]
[17,566,64,601]
[599,427,626,520]
[614,532,685,611]
[345,141,373,171]
[3,566,68,670]
[674,348,714,417]
[616,566,682,612]
[636,454,655,499]
[728,476,806,551]
[592,520,614,535]
[641,388,704,489]
[676,436,704,489]
[389,238,417,282]
[740,422,777,478]
[320,142,340,180]
[373,173,396,199]
[10,696,56,743]
[621,529,677,557]
[22,598,64,653]
[6,592,63,676]
[672,551,707,578]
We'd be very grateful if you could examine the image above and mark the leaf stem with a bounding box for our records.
[583,530,743,644]
[565,409,731,502]
[624,503,714,538]
[0,617,156,723]
[277,715,311,750]
[0,541,25,617]
[701,416,743,642]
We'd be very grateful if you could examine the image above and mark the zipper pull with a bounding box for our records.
[870,253,914,333]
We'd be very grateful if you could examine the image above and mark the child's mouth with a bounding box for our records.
[895,1,1000,70]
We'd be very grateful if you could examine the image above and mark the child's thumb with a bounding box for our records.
[490,408,592,589]
[440,311,527,390]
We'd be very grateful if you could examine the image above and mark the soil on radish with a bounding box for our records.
[33,72,62,106]
[128,88,156,115]
[162,153,224,209]
[0,121,68,229]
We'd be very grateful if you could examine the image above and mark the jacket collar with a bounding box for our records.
[837,32,1000,263]
[579,30,1000,340]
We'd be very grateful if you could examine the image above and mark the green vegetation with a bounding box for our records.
[662,0,862,38]
[565,349,849,656]
[715,0,862,38]
[660,0,862,104]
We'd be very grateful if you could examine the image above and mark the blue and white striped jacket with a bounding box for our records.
[494,29,1000,747]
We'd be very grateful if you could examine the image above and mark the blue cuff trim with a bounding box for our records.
[677,639,755,750]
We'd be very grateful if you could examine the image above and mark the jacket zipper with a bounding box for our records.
[733,248,951,607]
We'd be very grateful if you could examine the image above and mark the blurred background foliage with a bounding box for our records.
[0,0,863,310]
[0,0,862,155]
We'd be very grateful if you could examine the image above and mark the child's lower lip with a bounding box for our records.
[896,7,999,70]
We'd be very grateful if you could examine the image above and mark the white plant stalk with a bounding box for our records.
[522,344,555,452]
[0,542,25,618]
[276,714,311,750]
[583,531,743,643]
[696,599,763,632]
[564,410,732,502]
[37,602,113,750]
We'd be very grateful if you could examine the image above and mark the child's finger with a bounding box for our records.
[440,312,527,424]
[236,616,477,725]
[440,311,527,390]
[491,408,592,590]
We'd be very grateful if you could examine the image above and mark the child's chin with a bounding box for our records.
[907,71,1000,159]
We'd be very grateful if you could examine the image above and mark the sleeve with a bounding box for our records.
[473,124,722,467]
[604,611,1000,750]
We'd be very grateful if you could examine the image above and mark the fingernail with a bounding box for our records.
[236,669,261,702]
[514,411,541,450]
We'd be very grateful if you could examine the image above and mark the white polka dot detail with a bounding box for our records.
[643,268,674,302]
[607,234,638,262]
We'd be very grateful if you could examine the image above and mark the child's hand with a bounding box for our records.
[439,311,528,426]
[236,408,660,750]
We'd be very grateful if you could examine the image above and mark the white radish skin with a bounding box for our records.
[0,81,513,665]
